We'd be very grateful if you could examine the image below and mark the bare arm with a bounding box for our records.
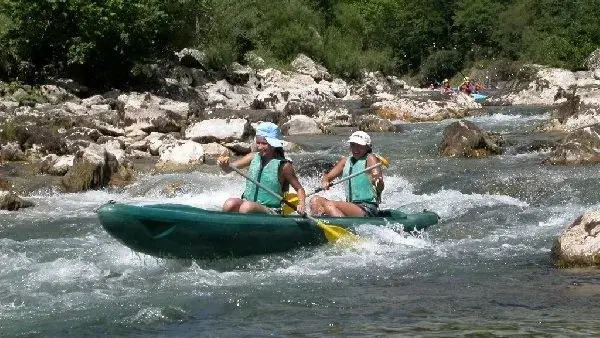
[217,152,254,173]
[321,156,347,190]
[366,153,384,193]
[281,162,306,214]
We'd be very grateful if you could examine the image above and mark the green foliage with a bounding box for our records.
[419,50,463,86]
[453,0,506,58]
[321,26,393,79]
[1,0,599,88]
[0,0,204,87]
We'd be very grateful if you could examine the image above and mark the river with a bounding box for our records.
[2,106,600,337]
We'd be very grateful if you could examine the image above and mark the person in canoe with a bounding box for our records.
[309,131,384,217]
[441,78,453,93]
[217,122,306,215]
[459,77,471,94]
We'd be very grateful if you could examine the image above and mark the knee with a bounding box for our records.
[238,202,252,214]
[223,198,241,212]
[309,196,321,210]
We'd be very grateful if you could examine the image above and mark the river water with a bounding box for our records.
[2,106,600,337]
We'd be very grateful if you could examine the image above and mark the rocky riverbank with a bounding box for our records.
[2,49,600,267]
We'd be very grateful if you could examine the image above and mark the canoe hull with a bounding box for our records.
[97,202,439,259]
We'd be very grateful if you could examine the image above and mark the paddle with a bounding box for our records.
[228,164,355,243]
[282,155,389,213]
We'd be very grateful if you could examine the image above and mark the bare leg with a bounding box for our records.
[238,200,272,214]
[309,196,328,216]
[222,198,244,212]
[310,196,366,217]
[325,201,366,217]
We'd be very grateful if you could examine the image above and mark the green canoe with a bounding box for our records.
[97,201,439,259]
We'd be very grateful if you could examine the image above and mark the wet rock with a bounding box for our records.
[353,115,396,132]
[61,144,130,192]
[564,125,600,149]
[553,210,600,267]
[440,120,504,157]
[0,190,35,210]
[542,141,600,165]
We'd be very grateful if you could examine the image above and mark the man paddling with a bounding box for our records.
[217,122,306,215]
[309,131,384,217]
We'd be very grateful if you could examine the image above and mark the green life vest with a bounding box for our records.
[243,154,284,208]
[343,155,377,204]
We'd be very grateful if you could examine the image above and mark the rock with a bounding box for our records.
[40,85,75,104]
[564,125,600,149]
[175,48,208,69]
[0,142,26,161]
[204,108,283,124]
[585,48,600,72]
[291,54,331,82]
[202,142,230,164]
[244,51,266,69]
[440,120,504,157]
[281,115,323,135]
[553,210,600,267]
[224,141,252,156]
[15,125,68,156]
[158,140,204,164]
[283,99,318,117]
[61,144,130,192]
[542,141,600,165]
[226,62,252,85]
[185,118,252,143]
[0,190,35,211]
[353,115,396,132]
[41,154,74,176]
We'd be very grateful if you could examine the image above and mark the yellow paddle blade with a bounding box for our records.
[376,155,390,167]
[282,192,299,215]
[316,221,357,243]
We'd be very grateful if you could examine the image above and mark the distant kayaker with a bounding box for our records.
[309,131,384,217]
[217,122,306,215]
[459,77,471,94]
[441,78,453,93]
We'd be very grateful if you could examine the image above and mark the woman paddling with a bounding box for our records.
[310,131,384,217]
[217,122,306,215]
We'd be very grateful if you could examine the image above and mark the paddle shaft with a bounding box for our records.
[308,162,382,197]
[228,165,322,224]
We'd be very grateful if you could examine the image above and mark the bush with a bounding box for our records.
[418,50,463,86]
[0,0,199,88]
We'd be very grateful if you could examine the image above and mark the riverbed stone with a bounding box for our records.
[553,210,600,267]
[440,120,504,157]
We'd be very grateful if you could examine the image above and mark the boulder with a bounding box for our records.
[0,190,35,211]
[291,54,331,82]
[61,144,132,192]
[185,118,252,143]
[158,140,204,165]
[281,115,322,135]
[542,141,600,165]
[553,210,600,267]
[440,120,504,157]
[585,48,600,72]
[353,115,396,132]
